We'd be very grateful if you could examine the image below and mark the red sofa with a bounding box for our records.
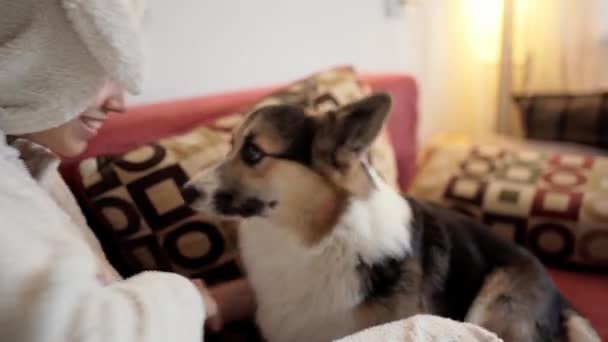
[60,73,607,339]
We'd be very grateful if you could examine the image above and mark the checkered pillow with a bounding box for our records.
[409,142,608,270]
[77,66,398,283]
[79,117,244,284]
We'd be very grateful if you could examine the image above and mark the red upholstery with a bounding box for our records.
[59,73,606,339]
[549,269,608,339]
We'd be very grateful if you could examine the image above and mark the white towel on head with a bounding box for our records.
[0,0,145,135]
[336,315,503,342]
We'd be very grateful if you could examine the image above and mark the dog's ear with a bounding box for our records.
[314,93,391,170]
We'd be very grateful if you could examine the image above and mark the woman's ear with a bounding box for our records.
[314,93,392,171]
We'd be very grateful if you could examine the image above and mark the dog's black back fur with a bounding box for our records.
[358,197,578,341]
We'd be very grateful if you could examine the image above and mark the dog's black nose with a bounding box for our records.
[214,191,236,214]
[181,185,203,205]
[240,198,265,218]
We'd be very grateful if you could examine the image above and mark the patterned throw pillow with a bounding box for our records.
[79,116,244,284]
[514,92,608,149]
[408,142,608,270]
[78,66,399,284]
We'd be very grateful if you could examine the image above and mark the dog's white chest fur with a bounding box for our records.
[239,178,412,342]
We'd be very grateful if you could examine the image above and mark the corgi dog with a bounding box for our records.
[182,93,600,342]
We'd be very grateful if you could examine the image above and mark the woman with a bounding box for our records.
[0,1,252,341]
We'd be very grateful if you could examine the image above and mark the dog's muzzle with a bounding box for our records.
[213,191,266,218]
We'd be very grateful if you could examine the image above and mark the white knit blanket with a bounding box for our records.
[336,315,503,342]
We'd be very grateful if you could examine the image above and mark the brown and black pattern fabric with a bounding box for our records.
[247,66,369,114]
[76,66,398,340]
[409,142,608,271]
[514,92,608,150]
[80,121,257,341]
[79,122,243,284]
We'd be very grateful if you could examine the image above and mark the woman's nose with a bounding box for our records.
[102,91,126,113]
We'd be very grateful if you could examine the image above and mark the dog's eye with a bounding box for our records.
[241,141,264,166]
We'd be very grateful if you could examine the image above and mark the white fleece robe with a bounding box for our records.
[0,132,206,342]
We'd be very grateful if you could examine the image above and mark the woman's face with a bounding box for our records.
[22,80,126,157]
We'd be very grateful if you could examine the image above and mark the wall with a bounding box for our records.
[129,1,517,144]
[129,1,608,145]
[399,0,504,142]
[130,0,412,105]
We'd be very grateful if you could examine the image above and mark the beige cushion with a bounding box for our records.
[409,138,608,270]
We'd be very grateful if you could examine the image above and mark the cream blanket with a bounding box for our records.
[337,315,503,342]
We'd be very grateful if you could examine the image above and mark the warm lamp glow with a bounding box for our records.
[464,0,504,62]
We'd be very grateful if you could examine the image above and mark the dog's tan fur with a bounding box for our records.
[466,270,536,341]
[221,114,348,244]
[263,161,346,245]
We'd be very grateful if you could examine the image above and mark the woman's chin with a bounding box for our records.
[56,121,99,157]
[55,131,89,157]
[55,140,88,158]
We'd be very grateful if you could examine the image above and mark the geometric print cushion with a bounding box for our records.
[79,116,244,286]
[409,142,608,271]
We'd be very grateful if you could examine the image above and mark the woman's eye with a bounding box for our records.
[241,142,264,166]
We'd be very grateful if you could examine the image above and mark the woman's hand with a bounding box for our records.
[192,279,223,332]
[209,279,256,324]
[192,278,256,333]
